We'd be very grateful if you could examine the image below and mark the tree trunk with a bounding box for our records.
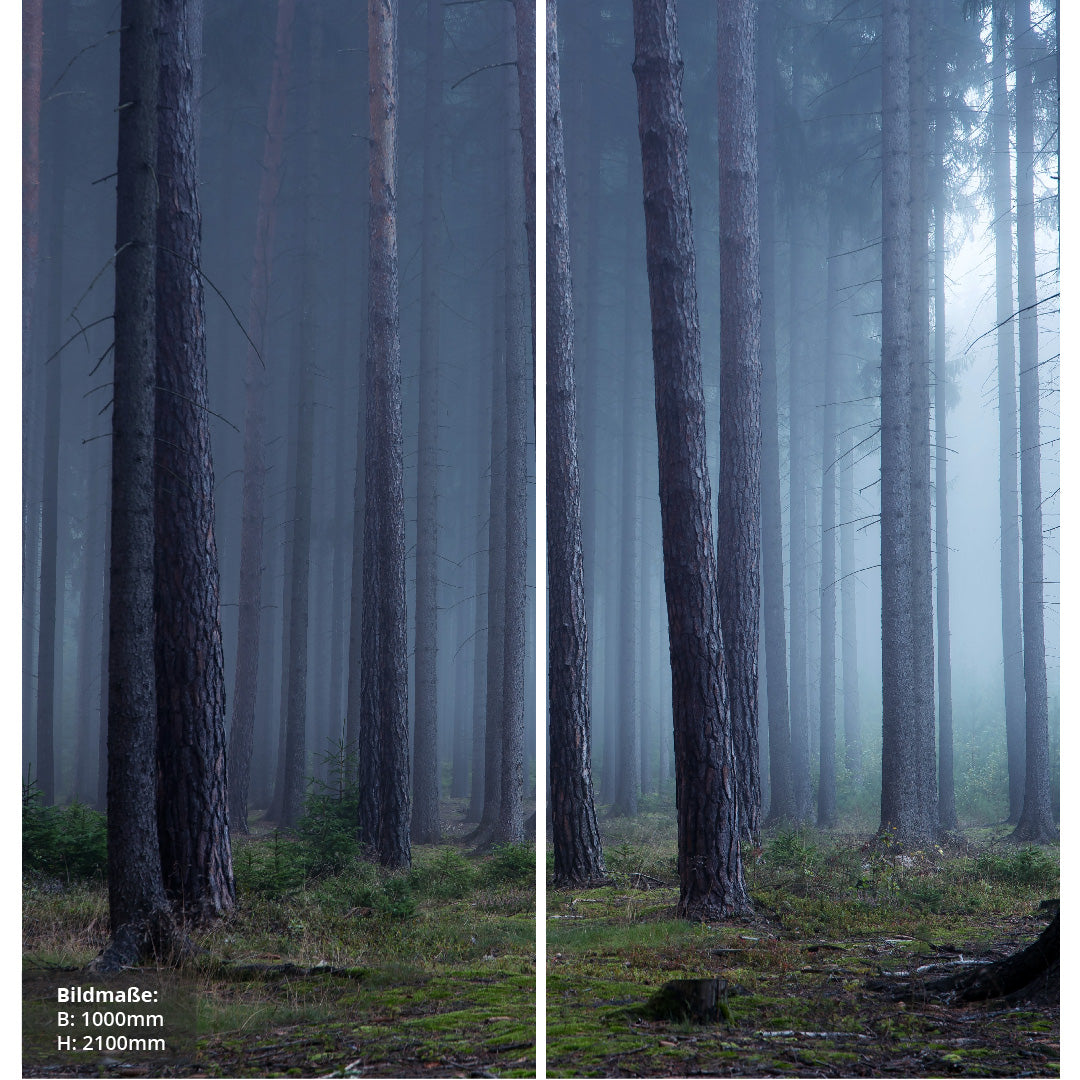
[756,0,793,826]
[817,205,840,829]
[361,0,411,867]
[281,5,323,829]
[934,59,956,832]
[991,0,1025,824]
[498,5,530,845]
[908,0,938,836]
[1011,0,1055,844]
[153,0,234,922]
[879,0,927,845]
[716,0,762,844]
[227,0,296,835]
[631,0,749,920]
[95,0,184,972]
[411,0,444,846]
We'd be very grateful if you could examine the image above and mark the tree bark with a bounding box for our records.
[411,0,445,846]
[632,0,749,920]
[716,0,762,844]
[153,0,234,922]
[227,0,296,835]
[991,0,1025,824]
[360,0,411,867]
[1011,0,1055,844]
[96,0,185,972]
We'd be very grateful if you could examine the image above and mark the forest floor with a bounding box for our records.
[23,800,536,1078]
[547,804,1059,1078]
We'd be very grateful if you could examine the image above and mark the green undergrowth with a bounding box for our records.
[24,794,536,1077]
[548,813,1058,1077]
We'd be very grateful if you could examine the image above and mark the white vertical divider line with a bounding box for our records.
[533,0,548,1074]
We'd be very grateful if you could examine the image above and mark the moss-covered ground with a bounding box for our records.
[547,806,1059,1078]
[23,802,535,1078]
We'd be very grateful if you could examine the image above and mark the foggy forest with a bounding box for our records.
[545,0,1059,1075]
[22,0,1060,1076]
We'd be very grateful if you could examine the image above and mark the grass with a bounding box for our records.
[23,799,536,1077]
[547,808,1059,1078]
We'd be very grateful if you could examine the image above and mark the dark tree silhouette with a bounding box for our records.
[95,0,185,972]
[546,0,605,890]
[631,0,749,920]
[153,0,234,920]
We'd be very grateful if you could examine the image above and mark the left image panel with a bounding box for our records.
[22,0,537,1075]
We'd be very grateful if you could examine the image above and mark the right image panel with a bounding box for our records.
[545,0,1060,1075]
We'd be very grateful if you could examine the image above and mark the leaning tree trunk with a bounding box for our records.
[153,0,234,923]
[756,0,793,825]
[361,0,410,867]
[716,0,762,844]
[95,0,185,972]
[632,0,749,921]
[228,0,296,835]
[991,0,1025,824]
[1011,0,1055,844]
[411,0,445,847]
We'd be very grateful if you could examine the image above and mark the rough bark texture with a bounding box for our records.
[817,207,840,829]
[908,0,938,836]
[96,0,184,972]
[153,0,234,922]
[498,3,530,845]
[1011,0,1055,844]
[991,0,1025,823]
[632,0,749,921]
[756,2,793,824]
[716,0,762,844]
[879,0,927,844]
[411,0,444,847]
[934,72,956,832]
[228,0,295,834]
[360,0,411,867]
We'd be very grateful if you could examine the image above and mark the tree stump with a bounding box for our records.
[645,978,734,1023]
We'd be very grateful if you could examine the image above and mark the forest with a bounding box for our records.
[23,0,536,1074]
[545,0,1059,1075]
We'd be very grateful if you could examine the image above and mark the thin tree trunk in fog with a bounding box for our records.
[839,410,861,784]
[934,68,956,832]
[498,12,530,845]
[879,0,928,844]
[613,369,640,819]
[95,0,185,972]
[547,0,605,887]
[716,0,761,843]
[991,0,1025,824]
[467,462,488,822]
[908,0,938,835]
[450,594,470,799]
[757,1,793,824]
[1011,0,1055,844]
[817,205,840,829]
[228,0,296,834]
[632,0,749,920]
[412,0,444,846]
[358,0,410,866]
[97,501,111,811]
[153,0,234,922]
[281,7,323,829]
[473,257,507,846]
[23,0,43,760]
[515,0,536,353]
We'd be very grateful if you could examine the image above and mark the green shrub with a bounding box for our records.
[972,846,1058,890]
[295,792,360,878]
[482,843,535,887]
[23,782,107,883]
[409,846,477,900]
[233,832,309,897]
